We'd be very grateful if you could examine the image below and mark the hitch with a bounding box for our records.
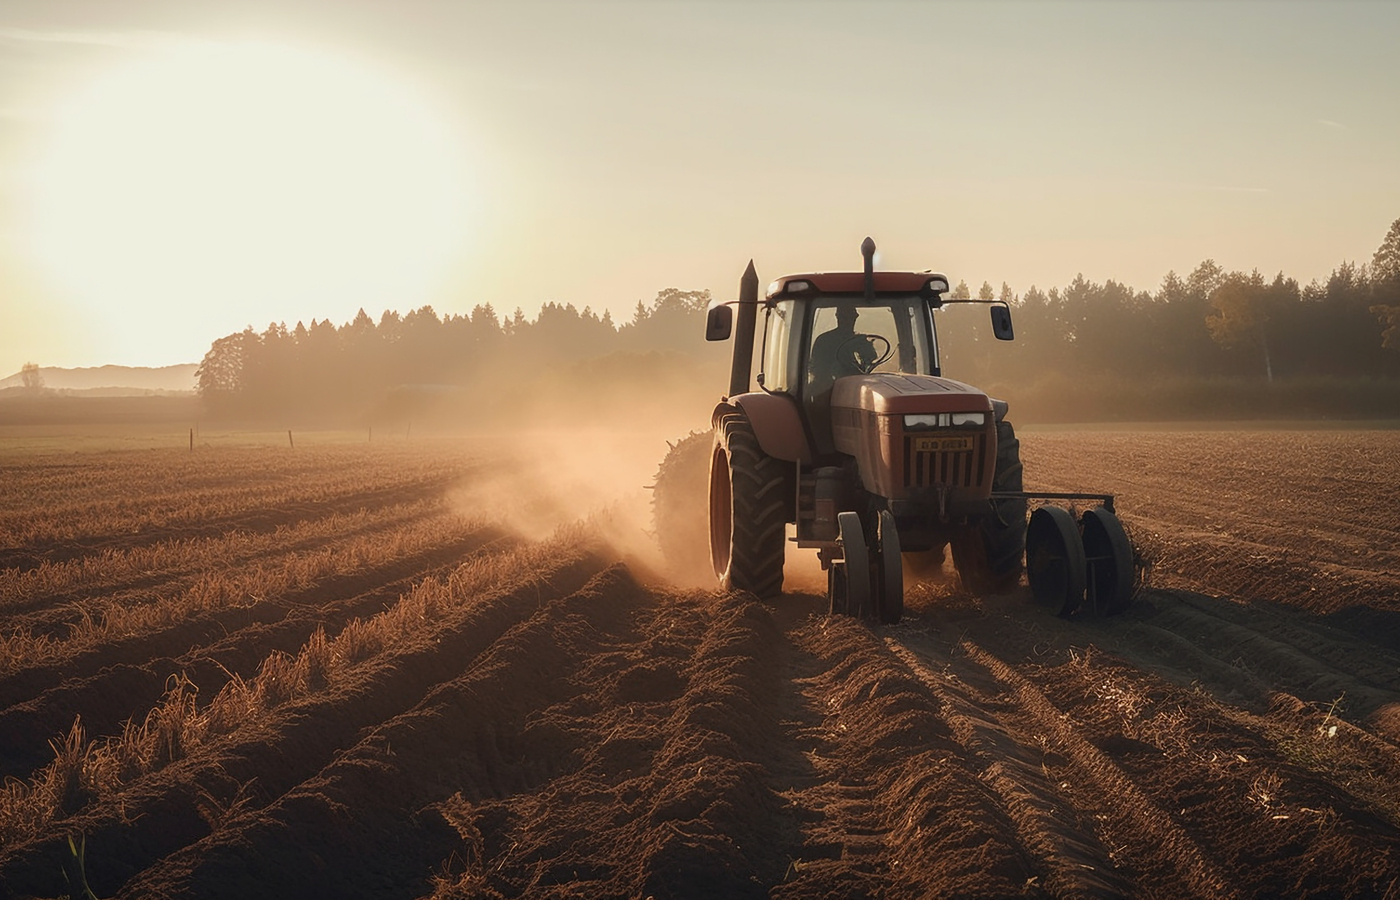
[992,490,1115,513]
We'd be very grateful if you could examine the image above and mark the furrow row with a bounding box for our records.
[0,539,607,897]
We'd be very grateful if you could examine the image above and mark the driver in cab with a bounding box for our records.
[808,306,878,393]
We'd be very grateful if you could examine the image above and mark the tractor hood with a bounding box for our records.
[829,374,997,501]
[830,374,993,416]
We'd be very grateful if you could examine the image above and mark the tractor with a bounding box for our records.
[659,238,1136,623]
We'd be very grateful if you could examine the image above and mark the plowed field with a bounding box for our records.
[2,428,1398,899]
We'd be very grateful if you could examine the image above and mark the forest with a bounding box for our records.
[196,219,1400,424]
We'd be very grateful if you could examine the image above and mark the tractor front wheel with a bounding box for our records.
[875,510,904,624]
[709,411,789,598]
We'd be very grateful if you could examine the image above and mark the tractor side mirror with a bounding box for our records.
[990,303,1015,341]
[705,303,734,341]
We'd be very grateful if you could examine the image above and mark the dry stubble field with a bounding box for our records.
[0,425,1398,899]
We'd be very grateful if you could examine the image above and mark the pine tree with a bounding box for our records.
[1372,217,1400,284]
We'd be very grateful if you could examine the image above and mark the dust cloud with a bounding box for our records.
[438,355,829,595]
[441,358,722,589]
[447,426,699,587]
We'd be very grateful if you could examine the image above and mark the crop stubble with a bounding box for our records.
[0,430,1397,898]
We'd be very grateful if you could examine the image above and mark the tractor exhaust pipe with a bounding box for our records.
[861,236,876,303]
[729,259,759,396]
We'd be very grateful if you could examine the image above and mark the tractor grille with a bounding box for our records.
[903,432,987,489]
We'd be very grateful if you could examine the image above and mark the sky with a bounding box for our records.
[0,0,1397,374]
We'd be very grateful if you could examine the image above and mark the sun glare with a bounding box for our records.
[27,41,473,361]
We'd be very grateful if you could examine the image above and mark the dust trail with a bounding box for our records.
[446,424,708,588]
[445,423,835,594]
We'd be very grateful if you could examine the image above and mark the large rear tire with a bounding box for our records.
[952,417,1028,595]
[709,411,789,598]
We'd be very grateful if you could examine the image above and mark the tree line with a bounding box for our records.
[199,219,1400,422]
[196,288,718,420]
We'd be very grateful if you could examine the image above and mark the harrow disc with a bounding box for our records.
[1026,505,1086,616]
[1081,506,1135,615]
[834,515,868,618]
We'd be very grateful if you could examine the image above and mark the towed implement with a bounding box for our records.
[665,238,1137,622]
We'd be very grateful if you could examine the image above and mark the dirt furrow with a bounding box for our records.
[883,638,1137,899]
[0,546,607,898]
[0,499,448,621]
[1143,531,1400,619]
[775,611,1043,899]
[0,528,497,716]
[1110,589,1400,738]
[904,579,1400,897]
[118,570,799,899]
[954,639,1242,900]
[1012,643,1400,898]
[437,581,803,900]
[0,533,516,779]
[0,463,473,572]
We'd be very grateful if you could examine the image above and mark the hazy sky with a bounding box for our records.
[1,0,1397,373]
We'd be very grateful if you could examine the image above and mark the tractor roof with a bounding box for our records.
[765,271,949,301]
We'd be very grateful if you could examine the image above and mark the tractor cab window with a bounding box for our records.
[805,299,932,398]
[759,299,800,394]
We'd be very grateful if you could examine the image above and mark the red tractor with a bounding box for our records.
[661,238,1135,622]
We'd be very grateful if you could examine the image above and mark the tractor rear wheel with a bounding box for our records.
[952,417,1028,595]
[709,411,789,598]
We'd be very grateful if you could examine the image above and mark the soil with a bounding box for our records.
[1,429,1398,899]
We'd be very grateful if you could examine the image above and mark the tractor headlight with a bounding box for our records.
[904,412,986,429]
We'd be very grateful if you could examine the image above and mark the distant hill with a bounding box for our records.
[0,364,198,395]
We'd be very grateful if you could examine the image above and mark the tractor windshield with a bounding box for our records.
[759,295,937,399]
[804,298,935,402]
[812,305,929,386]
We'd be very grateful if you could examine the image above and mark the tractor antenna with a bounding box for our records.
[861,237,876,303]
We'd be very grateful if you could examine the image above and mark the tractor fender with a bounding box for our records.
[712,393,813,464]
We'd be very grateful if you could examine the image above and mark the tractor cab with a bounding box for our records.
[704,242,1016,465]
